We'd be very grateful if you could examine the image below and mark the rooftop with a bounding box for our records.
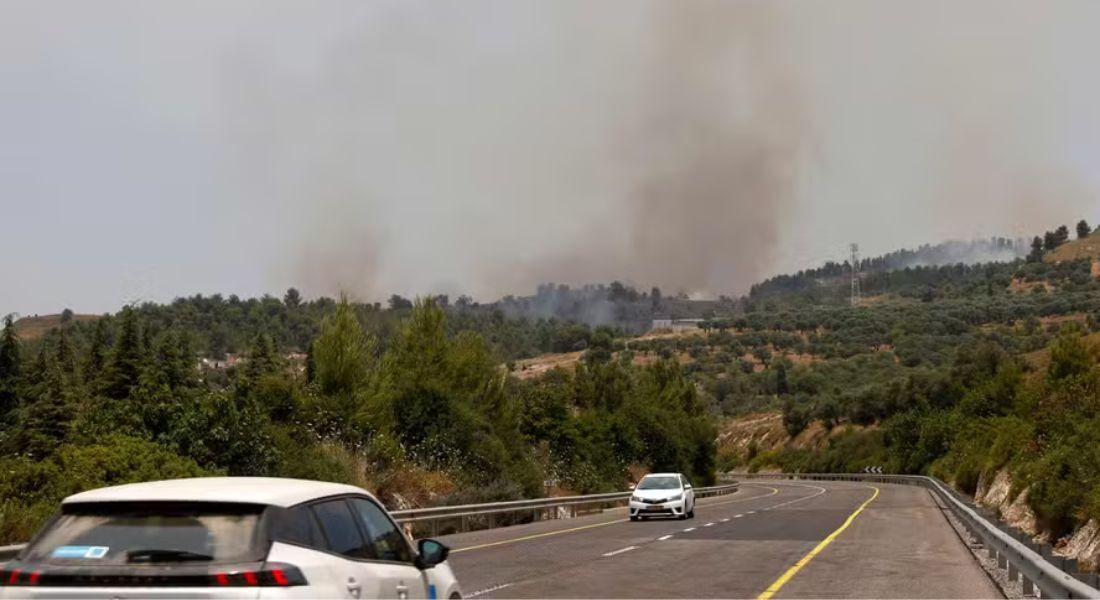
[63,477,371,508]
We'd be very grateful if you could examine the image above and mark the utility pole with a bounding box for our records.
[850,243,861,307]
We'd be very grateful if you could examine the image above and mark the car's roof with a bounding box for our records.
[62,477,373,508]
[641,473,682,478]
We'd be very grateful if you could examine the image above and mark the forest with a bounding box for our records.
[0,299,715,544]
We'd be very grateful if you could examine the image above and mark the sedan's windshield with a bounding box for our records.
[637,476,681,490]
[23,502,264,565]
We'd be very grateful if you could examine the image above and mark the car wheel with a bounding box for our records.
[630,515,639,522]
[678,512,687,520]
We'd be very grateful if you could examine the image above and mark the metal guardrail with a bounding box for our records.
[0,484,740,563]
[736,473,1100,599]
[392,483,741,537]
[0,544,24,563]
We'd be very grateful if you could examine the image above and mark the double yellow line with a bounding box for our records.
[756,486,880,600]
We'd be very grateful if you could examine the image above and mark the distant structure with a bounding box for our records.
[651,316,705,332]
[850,243,862,307]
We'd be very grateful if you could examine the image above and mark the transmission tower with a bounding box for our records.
[850,243,861,307]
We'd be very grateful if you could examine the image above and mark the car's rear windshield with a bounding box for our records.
[23,502,266,566]
[637,476,680,490]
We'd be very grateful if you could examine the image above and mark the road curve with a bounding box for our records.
[440,481,1001,599]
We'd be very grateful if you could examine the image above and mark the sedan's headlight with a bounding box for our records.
[631,495,642,502]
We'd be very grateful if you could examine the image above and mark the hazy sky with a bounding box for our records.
[3,0,1100,316]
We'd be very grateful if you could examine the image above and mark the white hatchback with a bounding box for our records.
[629,473,696,521]
[0,477,462,599]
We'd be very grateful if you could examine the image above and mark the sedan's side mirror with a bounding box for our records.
[628,483,636,490]
[684,484,693,490]
[416,539,450,570]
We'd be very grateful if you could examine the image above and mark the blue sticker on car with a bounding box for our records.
[429,584,437,599]
[51,546,109,559]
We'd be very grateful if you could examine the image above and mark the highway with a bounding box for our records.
[440,481,1002,598]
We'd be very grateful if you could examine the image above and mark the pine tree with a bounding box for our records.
[83,318,109,385]
[1077,219,1091,239]
[56,327,77,376]
[0,315,21,415]
[1029,236,1044,262]
[244,334,281,384]
[15,360,71,458]
[103,306,144,400]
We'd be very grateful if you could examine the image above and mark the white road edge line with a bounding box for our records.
[658,534,673,541]
[466,583,513,598]
[601,546,638,557]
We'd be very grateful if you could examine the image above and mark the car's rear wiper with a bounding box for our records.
[126,549,214,563]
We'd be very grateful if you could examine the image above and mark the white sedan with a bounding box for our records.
[629,473,696,521]
[0,477,462,599]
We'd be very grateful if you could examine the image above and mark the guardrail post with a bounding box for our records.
[997,550,1007,569]
[1008,560,1019,582]
[1022,576,1034,597]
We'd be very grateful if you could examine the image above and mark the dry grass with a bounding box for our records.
[13,313,101,340]
[1045,233,1100,263]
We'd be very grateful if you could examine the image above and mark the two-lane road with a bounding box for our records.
[440,481,1001,598]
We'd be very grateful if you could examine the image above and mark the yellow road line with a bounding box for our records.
[756,486,880,600]
[453,486,781,554]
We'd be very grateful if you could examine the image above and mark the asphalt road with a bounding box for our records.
[440,481,1002,599]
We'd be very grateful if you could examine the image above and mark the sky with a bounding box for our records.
[3,0,1100,316]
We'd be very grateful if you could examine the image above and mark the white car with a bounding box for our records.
[629,473,695,521]
[0,477,462,600]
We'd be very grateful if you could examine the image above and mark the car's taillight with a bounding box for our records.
[0,564,306,587]
[0,569,42,586]
[210,563,307,587]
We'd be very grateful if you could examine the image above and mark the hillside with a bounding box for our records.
[1046,231,1100,266]
[13,313,100,340]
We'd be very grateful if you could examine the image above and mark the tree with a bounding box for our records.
[1054,225,1070,246]
[1078,220,1092,239]
[83,319,109,385]
[243,334,281,385]
[283,288,302,308]
[102,306,144,400]
[651,287,662,310]
[55,327,77,375]
[60,308,74,324]
[13,360,71,458]
[312,298,372,397]
[775,362,790,395]
[0,315,21,415]
[1029,236,1044,262]
[388,295,413,310]
[1044,231,1058,251]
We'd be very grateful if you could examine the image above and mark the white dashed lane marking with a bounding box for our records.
[683,527,696,532]
[467,583,513,598]
[657,534,673,541]
[721,518,730,522]
[704,522,715,527]
[602,546,638,557]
